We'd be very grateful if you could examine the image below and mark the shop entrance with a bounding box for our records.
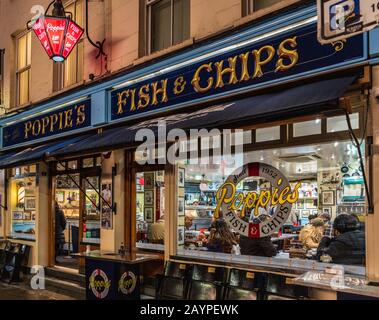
[52,157,102,271]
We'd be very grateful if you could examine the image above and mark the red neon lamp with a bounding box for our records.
[30,0,84,62]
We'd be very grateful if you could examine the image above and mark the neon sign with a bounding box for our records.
[215,162,300,238]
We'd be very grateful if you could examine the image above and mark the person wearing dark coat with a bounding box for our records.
[239,214,277,257]
[239,235,277,257]
[317,214,365,266]
[55,201,67,259]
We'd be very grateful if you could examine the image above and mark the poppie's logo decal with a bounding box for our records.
[215,162,300,238]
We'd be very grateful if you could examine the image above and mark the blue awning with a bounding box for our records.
[0,135,91,169]
[49,75,356,159]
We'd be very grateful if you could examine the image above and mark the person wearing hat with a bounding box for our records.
[317,214,365,265]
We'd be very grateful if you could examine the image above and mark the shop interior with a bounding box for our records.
[136,171,166,250]
[178,139,366,263]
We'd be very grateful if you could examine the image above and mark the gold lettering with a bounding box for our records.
[215,56,238,88]
[214,182,236,219]
[50,114,59,133]
[32,120,41,136]
[41,117,50,135]
[137,84,150,109]
[151,79,168,106]
[191,63,214,93]
[117,90,129,115]
[173,76,186,95]
[276,37,299,72]
[24,122,32,139]
[76,105,86,126]
[64,109,73,129]
[239,52,251,82]
[59,112,64,130]
[252,45,275,78]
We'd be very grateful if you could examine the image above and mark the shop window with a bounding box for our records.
[136,171,165,251]
[15,32,31,106]
[327,113,359,133]
[67,161,78,170]
[83,158,94,168]
[175,140,366,272]
[293,119,322,138]
[9,166,37,241]
[53,0,84,91]
[83,176,101,244]
[242,0,282,16]
[256,126,280,143]
[147,0,190,54]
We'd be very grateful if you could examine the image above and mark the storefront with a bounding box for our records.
[1,4,379,299]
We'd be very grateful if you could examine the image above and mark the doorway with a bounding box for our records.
[51,157,102,271]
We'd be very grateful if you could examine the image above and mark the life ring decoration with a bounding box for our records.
[118,271,137,295]
[214,162,300,238]
[89,269,111,299]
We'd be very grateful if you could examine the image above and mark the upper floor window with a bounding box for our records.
[0,49,4,109]
[53,0,84,91]
[147,0,190,54]
[242,0,283,16]
[16,32,31,106]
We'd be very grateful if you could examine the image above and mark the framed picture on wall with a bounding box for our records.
[296,201,304,209]
[301,210,310,218]
[178,168,185,188]
[24,197,36,210]
[178,197,185,216]
[56,191,65,203]
[144,207,154,223]
[145,190,154,206]
[323,207,332,215]
[178,226,185,245]
[322,190,335,206]
[144,173,155,189]
[23,212,31,220]
[12,211,24,220]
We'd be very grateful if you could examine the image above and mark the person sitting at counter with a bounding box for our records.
[148,215,165,244]
[240,215,277,257]
[317,214,366,266]
[207,220,238,254]
[299,218,325,250]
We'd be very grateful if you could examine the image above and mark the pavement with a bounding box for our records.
[0,281,77,300]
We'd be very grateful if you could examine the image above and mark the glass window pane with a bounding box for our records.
[253,0,282,11]
[18,70,29,105]
[327,113,359,133]
[17,34,27,70]
[75,1,84,26]
[151,0,171,53]
[27,32,32,66]
[173,0,190,45]
[293,120,322,137]
[256,126,280,142]
[10,176,36,241]
[83,158,94,168]
[64,46,77,87]
[68,161,78,170]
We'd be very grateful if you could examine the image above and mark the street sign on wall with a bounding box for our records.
[318,0,379,44]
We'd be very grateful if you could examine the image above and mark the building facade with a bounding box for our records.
[1,0,379,300]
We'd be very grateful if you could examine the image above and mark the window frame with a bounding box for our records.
[146,0,190,54]
[15,31,32,107]
[53,0,84,92]
[0,48,4,108]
